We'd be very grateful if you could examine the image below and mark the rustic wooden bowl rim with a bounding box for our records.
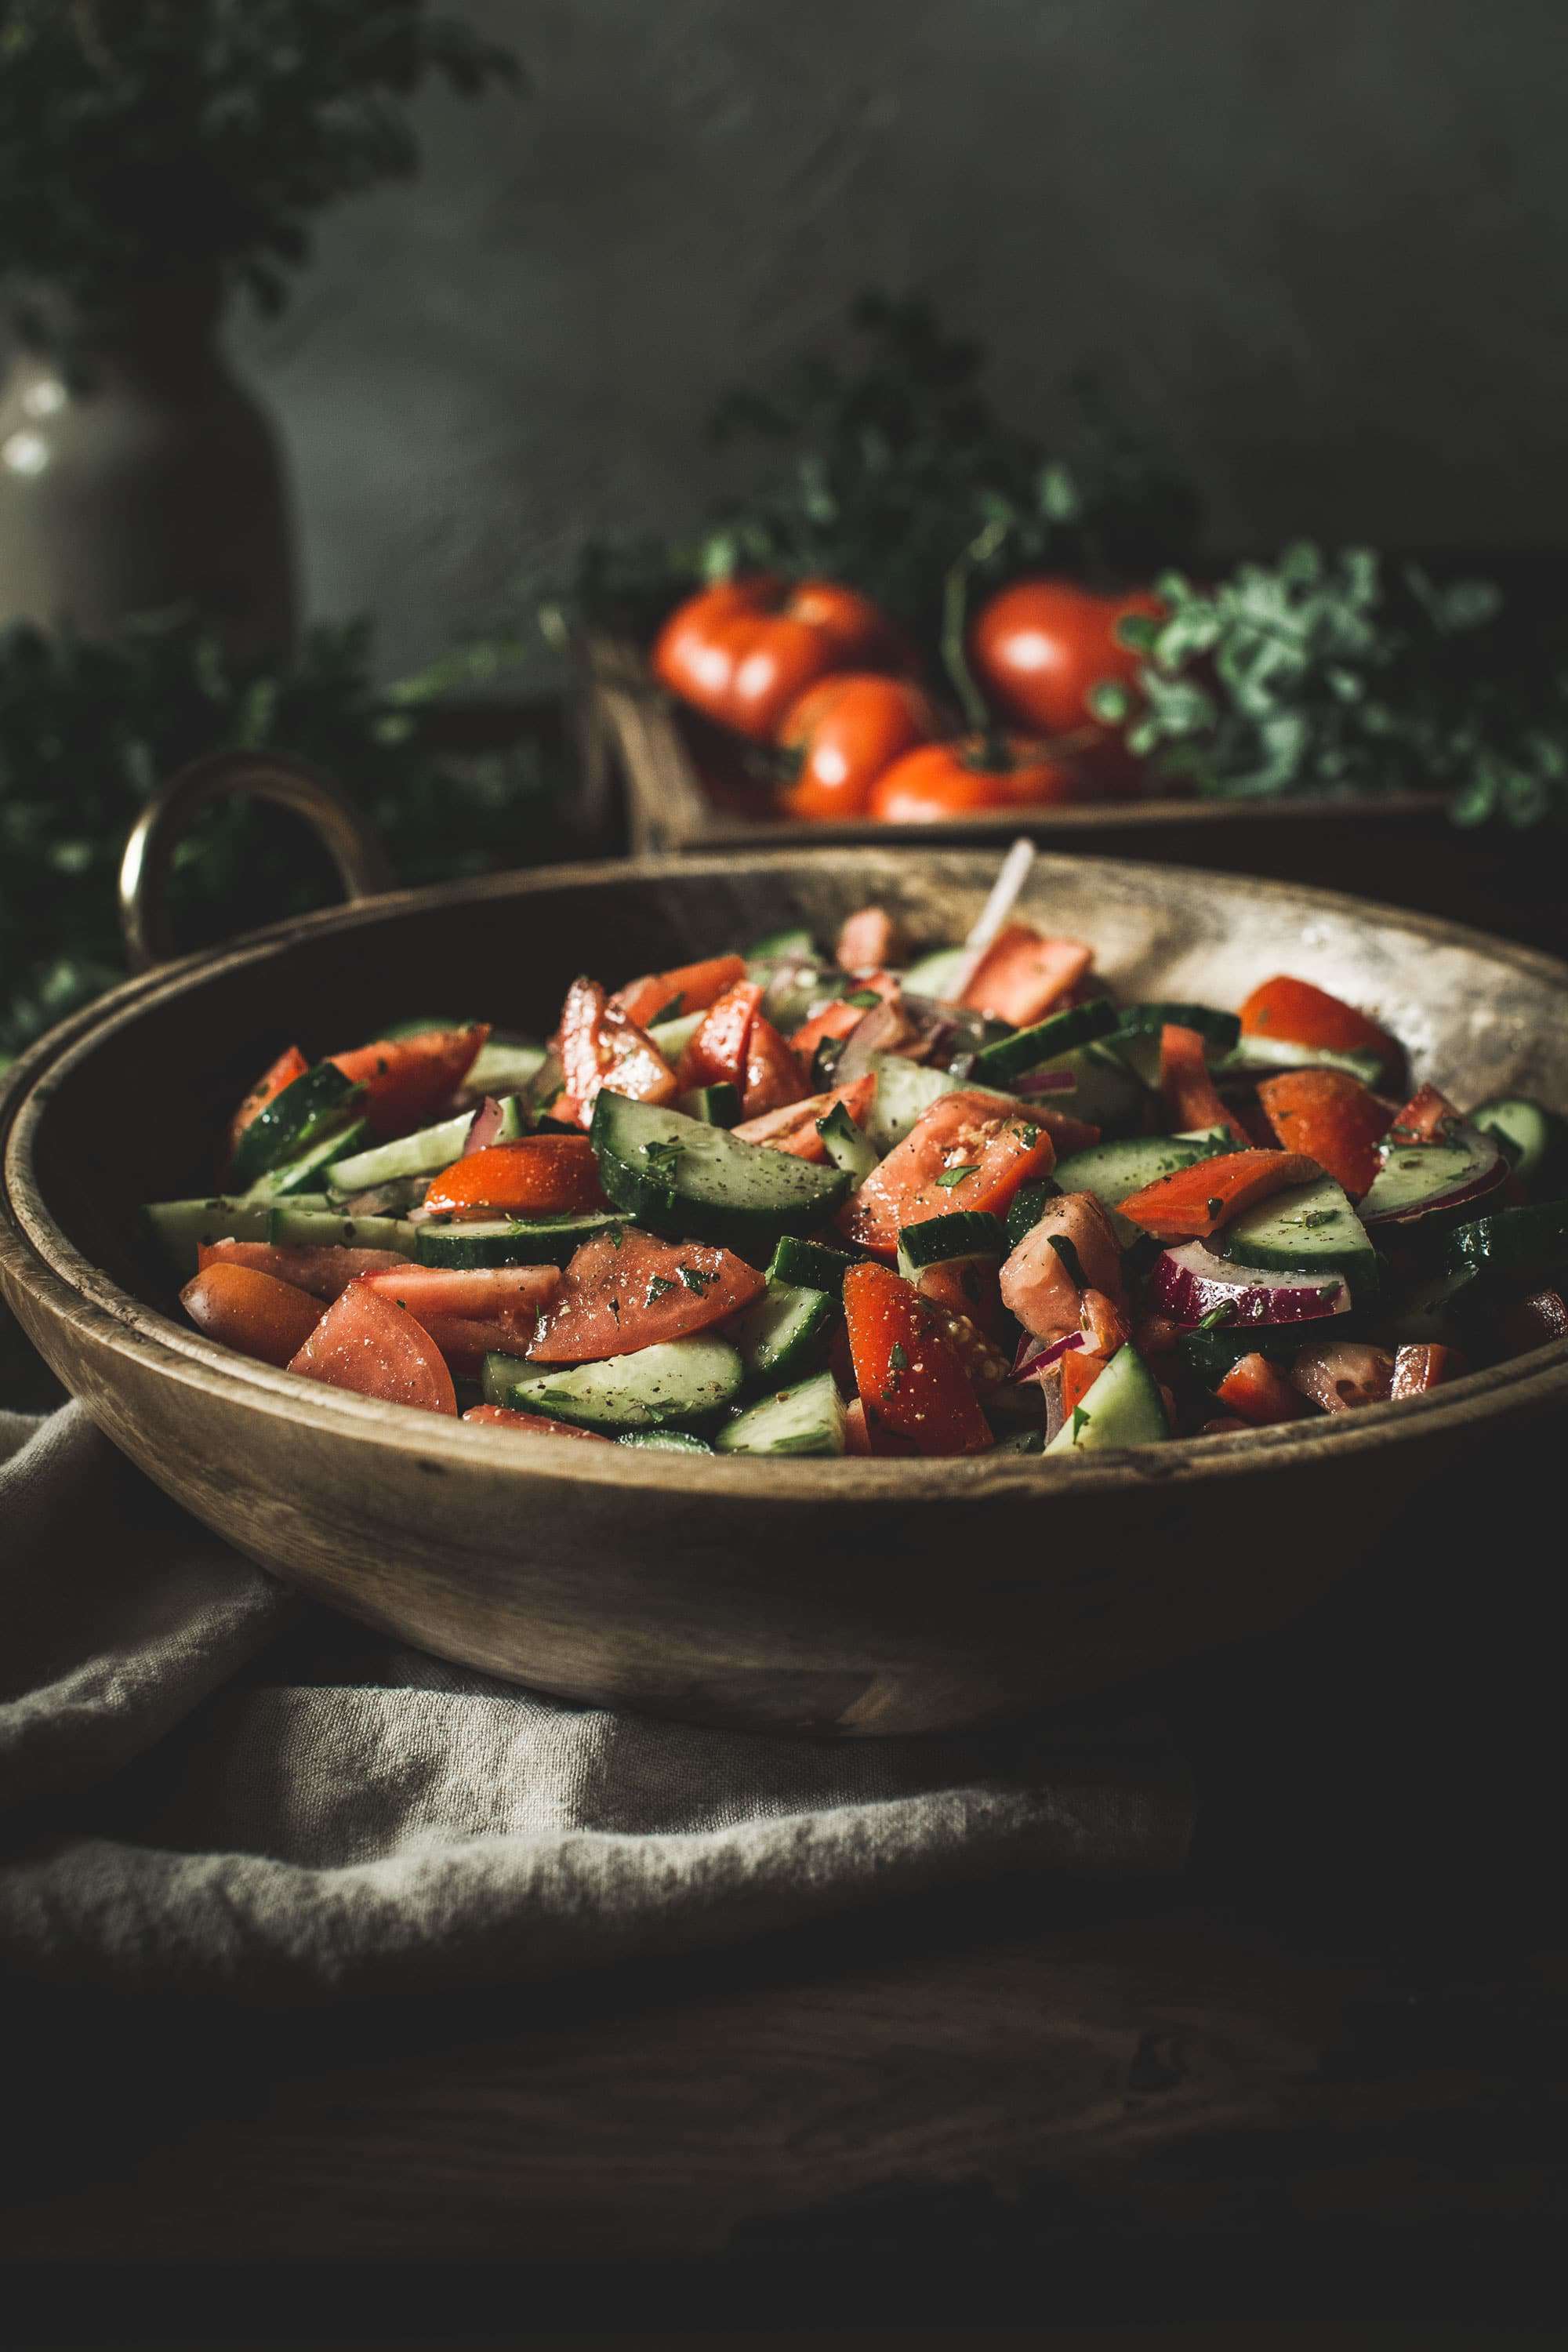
[5,848,1567,1503]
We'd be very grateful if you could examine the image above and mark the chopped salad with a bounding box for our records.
[145,887,1568,1458]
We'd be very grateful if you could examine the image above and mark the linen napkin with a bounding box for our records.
[0,1405,1193,2003]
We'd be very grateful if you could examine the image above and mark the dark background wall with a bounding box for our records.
[226,0,1568,683]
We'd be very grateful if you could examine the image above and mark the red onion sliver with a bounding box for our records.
[463,1095,507,1155]
[1012,1328,1084,1382]
[1013,1065,1078,1097]
[1151,1240,1352,1328]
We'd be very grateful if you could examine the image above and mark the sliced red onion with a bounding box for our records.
[1012,1328,1085,1382]
[834,993,915,1083]
[1152,1240,1352,1328]
[1012,1065,1078,1098]
[463,1095,509,1155]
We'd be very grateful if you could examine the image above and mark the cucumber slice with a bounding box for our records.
[677,1082,742,1128]
[760,966,845,1034]
[1468,1095,1568,1193]
[747,924,818,961]
[768,1235,855,1292]
[417,1211,622,1268]
[648,1008,705,1064]
[1177,1321,1305,1385]
[505,1334,744,1433]
[228,1061,363,1188]
[590,1093,848,1257]
[1053,1132,1230,1246]
[865,1058,962,1153]
[467,1040,550,1096]
[1359,1127,1504,1225]
[1004,1178,1061,1249]
[1372,1265,1485,1347]
[240,1119,368,1203]
[1111,1002,1240,1052]
[1218,1176,1375,1279]
[327,1096,524,1194]
[815,1099,879,1182]
[968,999,1119,1086]
[896,1210,1008,1278]
[1044,1342,1170,1454]
[267,1202,419,1253]
[901,946,967,999]
[1443,1200,1568,1281]
[714,1369,847,1457]
[618,1428,714,1452]
[1041,1039,1150,1131]
[143,1195,278,1276]
[1218,1035,1385,1087]
[728,1279,834,1386]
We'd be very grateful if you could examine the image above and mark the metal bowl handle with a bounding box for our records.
[119,750,395,974]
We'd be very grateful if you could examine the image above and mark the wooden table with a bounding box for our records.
[5,1410,1564,2347]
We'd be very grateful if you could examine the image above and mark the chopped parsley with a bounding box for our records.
[645,1275,677,1303]
[1301,1209,1337,1229]
[888,1341,909,1372]
[650,993,685,1025]
[842,989,883,1011]
[1206,1197,1223,1219]
[935,1164,978,1189]
[1070,1403,1091,1438]
[642,1140,684,1178]
[1196,1304,1236,1329]
[1016,1123,1040,1148]
[679,1262,718,1293]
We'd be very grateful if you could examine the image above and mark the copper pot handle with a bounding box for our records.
[119,750,395,974]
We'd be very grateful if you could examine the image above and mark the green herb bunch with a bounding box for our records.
[560,294,1203,663]
[1104,543,1568,826]
[0,1,520,346]
[0,611,561,1060]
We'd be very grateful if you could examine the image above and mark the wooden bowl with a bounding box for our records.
[5,822,1568,1737]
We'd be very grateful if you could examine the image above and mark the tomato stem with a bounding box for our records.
[942,517,1011,765]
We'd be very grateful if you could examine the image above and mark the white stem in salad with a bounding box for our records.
[947,837,1036,1002]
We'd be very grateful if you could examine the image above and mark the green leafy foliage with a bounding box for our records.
[1116,543,1568,827]
[561,294,1203,664]
[0,611,563,1059]
[0,1,521,343]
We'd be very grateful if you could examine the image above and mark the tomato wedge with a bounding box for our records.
[1388,1081,1461,1142]
[1237,975,1403,1085]
[422,1137,607,1218]
[842,1261,993,1455]
[197,1240,411,1300]
[361,1264,561,1319]
[463,1403,612,1442]
[732,1072,878,1161]
[609,954,748,1033]
[741,1013,808,1119]
[401,1312,539,1377]
[675,979,764,1091]
[526,1229,765,1363]
[1118,1149,1322,1241]
[958,925,1092,1028]
[557,978,677,1128]
[330,1025,489,1138]
[227,1046,307,1167]
[288,1282,457,1414]
[1215,1352,1309,1425]
[843,1089,1056,1255]
[180,1262,323,1368]
[1061,1346,1109,1421]
[1257,1069,1392,1196]
[789,971,901,1063]
[1159,1024,1250,1145]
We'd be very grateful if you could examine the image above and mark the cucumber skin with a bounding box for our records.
[1111,1002,1241,1051]
[229,1062,361,1189]
[969,999,1119,1085]
[896,1210,1008,1275]
[618,1429,713,1452]
[730,1279,835,1389]
[240,1119,368,1203]
[768,1235,856,1292]
[1443,1200,1568,1281]
[1005,1179,1060,1249]
[714,1369,848,1457]
[416,1213,622,1268]
[1469,1095,1568,1196]
[590,1094,848,1258]
[143,1196,278,1276]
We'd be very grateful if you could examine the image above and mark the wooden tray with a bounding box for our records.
[584,631,1566,953]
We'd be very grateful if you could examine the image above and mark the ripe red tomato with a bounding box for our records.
[866,736,1083,825]
[777,673,942,823]
[652,576,902,742]
[970,579,1163,760]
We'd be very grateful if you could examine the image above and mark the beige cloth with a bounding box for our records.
[0,1406,1193,2002]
